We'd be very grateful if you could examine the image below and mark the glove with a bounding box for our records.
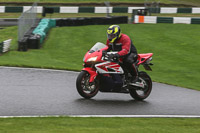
[102,50,107,56]
[107,53,120,61]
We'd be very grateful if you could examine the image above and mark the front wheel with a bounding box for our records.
[76,71,99,99]
[129,71,152,101]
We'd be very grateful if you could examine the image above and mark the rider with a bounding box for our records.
[105,25,138,83]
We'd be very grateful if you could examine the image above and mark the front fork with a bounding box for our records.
[82,67,98,83]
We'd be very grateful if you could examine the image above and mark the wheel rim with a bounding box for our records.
[135,77,151,98]
[81,73,97,95]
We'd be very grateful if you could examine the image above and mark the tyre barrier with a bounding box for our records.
[33,19,56,44]
[56,16,128,27]
[18,37,28,51]
[18,19,56,51]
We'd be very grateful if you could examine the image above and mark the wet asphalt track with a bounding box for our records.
[0,66,200,117]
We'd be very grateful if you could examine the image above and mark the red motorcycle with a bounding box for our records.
[76,42,153,100]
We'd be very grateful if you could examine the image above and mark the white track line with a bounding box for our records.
[71,115,200,118]
[1,115,200,118]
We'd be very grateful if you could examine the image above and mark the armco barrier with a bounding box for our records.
[160,7,177,13]
[191,18,200,24]
[173,17,191,24]
[79,7,94,13]
[133,15,200,24]
[5,6,23,13]
[113,7,128,13]
[0,39,12,54]
[1,6,200,14]
[177,8,192,13]
[157,17,173,23]
[147,7,160,13]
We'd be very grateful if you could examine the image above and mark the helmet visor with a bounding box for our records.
[107,33,117,40]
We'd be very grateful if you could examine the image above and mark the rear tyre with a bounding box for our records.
[129,71,152,101]
[76,71,99,99]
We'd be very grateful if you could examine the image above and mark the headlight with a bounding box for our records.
[87,56,97,62]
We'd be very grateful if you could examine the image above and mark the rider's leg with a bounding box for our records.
[125,62,138,82]
[124,53,138,82]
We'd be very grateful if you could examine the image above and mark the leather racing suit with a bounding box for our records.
[106,33,138,79]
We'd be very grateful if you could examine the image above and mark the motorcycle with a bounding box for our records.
[76,42,153,100]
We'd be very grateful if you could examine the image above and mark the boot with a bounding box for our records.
[129,63,138,81]
[131,76,139,83]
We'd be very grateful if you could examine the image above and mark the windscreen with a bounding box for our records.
[89,42,106,53]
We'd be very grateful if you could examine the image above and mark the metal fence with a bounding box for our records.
[144,0,160,14]
[18,2,38,41]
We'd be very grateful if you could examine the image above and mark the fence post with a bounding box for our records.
[18,1,38,51]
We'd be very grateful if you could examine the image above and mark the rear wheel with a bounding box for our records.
[76,71,99,99]
[129,71,152,100]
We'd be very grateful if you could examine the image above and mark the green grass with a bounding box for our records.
[0,117,200,132]
[174,0,200,5]
[0,24,200,90]
[0,13,128,19]
[0,13,200,19]
[0,26,18,47]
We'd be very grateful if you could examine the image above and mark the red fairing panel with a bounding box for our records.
[95,61,124,74]
[82,67,98,83]
[137,53,153,65]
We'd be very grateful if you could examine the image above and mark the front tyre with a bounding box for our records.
[129,71,152,101]
[76,71,99,99]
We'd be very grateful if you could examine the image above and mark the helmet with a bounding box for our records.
[107,25,121,43]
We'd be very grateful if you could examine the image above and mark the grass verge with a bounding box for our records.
[0,13,200,19]
[0,24,199,90]
[0,117,200,132]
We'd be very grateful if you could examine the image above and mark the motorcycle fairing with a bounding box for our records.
[137,53,153,65]
[82,67,97,83]
[95,61,124,74]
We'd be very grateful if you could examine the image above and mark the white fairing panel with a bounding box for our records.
[95,61,124,74]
